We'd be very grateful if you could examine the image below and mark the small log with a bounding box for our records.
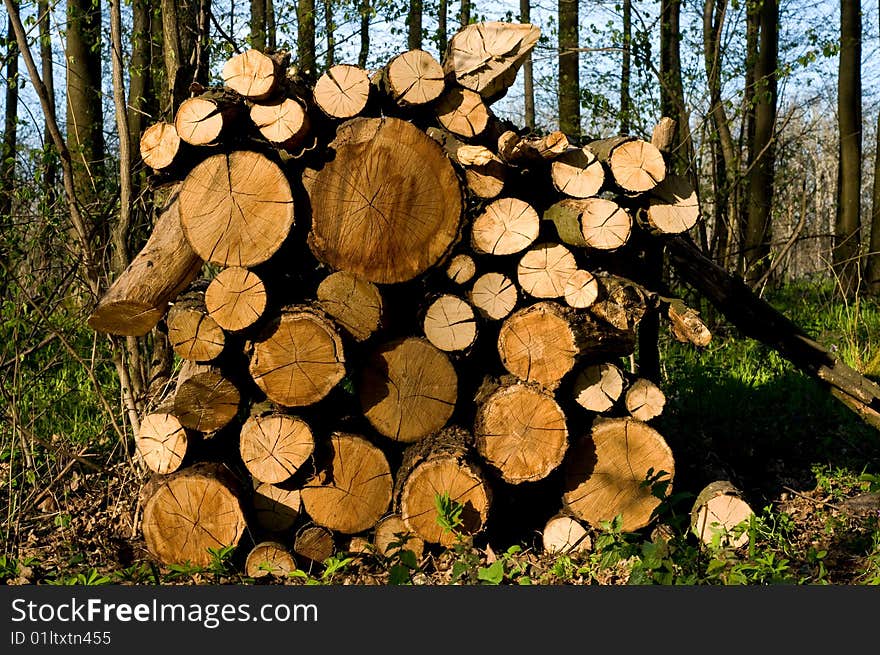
[666,299,712,347]
[305,117,462,284]
[500,131,569,164]
[166,281,226,362]
[690,481,754,549]
[141,462,246,566]
[87,191,203,337]
[643,174,700,234]
[434,86,490,138]
[542,514,592,555]
[179,150,294,267]
[563,417,675,533]
[372,514,425,560]
[359,337,457,443]
[573,363,625,413]
[293,524,335,564]
[240,410,315,484]
[174,95,241,146]
[551,146,605,198]
[498,301,636,389]
[347,536,373,555]
[249,306,346,407]
[313,64,371,118]
[587,136,666,194]
[625,378,666,421]
[221,49,285,100]
[301,433,393,534]
[474,382,568,483]
[250,96,310,149]
[650,116,676,153]
[245,541,297,578]
[139,121,182,170]
[442,21,541,103]
[135,405,188,474]
[564,269,600,309]
[589,275,649,332]
[544,197,632,251]
[446,253,477,284]
[460,148,507,199]
[396,426,492,546]
[423,294,478,352]
[380,49,445,106]
[253,482,302,533]
[469,272,518,321]
[471,197,540,256]
[316,271,384,342]
[516,242,578,299]
[173,361,240,433]
[204,267,267,332]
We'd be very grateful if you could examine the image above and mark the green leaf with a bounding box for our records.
[478,560,505,585]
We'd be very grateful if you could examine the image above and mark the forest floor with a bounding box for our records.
[2,280,880,586]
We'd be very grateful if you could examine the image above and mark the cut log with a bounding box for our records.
[253,482,302,532]
[474,382,568,483]
[396,426,492,546]
[651,116,676,153]
[666,299,712,348]
[179,150,294,267]
[87,191,203,337]
[313,64,371,118]
[139,121,182,170]
[141,462,246,566]
[544,197,632,251]
[249,306,346,407]
[443,21,541,103]
[563,417,675,532]
[174,95,241,146]
[305,117,462,284]
[501,131,569,163]
[135,406,188,474]
[435,86,490,138]
[542,514,592,555]
[245,541,297,578]
[589,274,649,332]
[316,271,384,342]
[173,361,241,433]
[625,378,666,421]
[423,294,478,352]
[166,281,226,362]
[204,267,267,332]
[516,242,578,299]
[551,146,605,198]
[573,363,625,413]
[564,269,600,309]
[426,128,507,199]
[359,337,457,443]
[643,174,700,234]
[690,481,754,549]
[381,49,445,106]
[373,514,425,560]
[249,96,310,149]
[471,197,540,256]
[301,433,393,534]
[446,253,477,284]
[221,49,284,101]
[469,272,518,320]
[239,411,315,484]
[498,301,636,389]
[587,136,666,194]
[293,524,335,564]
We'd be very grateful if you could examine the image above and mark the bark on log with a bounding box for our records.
[316,271,384,342]
[589,274,649,332]
[690,481,754,549]
[545,197,632,251]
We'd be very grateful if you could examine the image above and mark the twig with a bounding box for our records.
[781,486,841,512]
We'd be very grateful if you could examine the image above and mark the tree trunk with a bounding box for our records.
[324,0,335,68]
[267,0,276,49]
[620,0,632,134]
[659,0,692,179]
[557,0,580,137]
[869,102,880,295]
[520,0,535,130]
[38,0,56,204]
[1,2,18,222]
[358,0,370,68]
[161,0,207,114]
[437,0,448,55]
[834,0,862,294]
[250,0,267,50]
[298,0,317,82]
[407,0,422,50]
[459,0,470,28]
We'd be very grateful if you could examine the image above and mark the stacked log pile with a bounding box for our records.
[89,22,720,571]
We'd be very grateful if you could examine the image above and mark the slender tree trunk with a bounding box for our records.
[129,0,154,154]
[161,0,207,114]
[460,0,470,28]
[521,0,534,130]
[558,0,580,137]
[325,0,335,68]
[251,0,267,50]
[298,0,316,81]
[38,0,56,204]
[408,0,422,50]
[1,2,18,222]
[620,0,631,134]
[358,0,370,68]
[438,0,448,55]
[66,0,105,210]
[834,0,862,294]
[869,106,880,293]
[739,0,759,277]
[742,0,779,287]
[659,0,693,179]
[267,0,276,50]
